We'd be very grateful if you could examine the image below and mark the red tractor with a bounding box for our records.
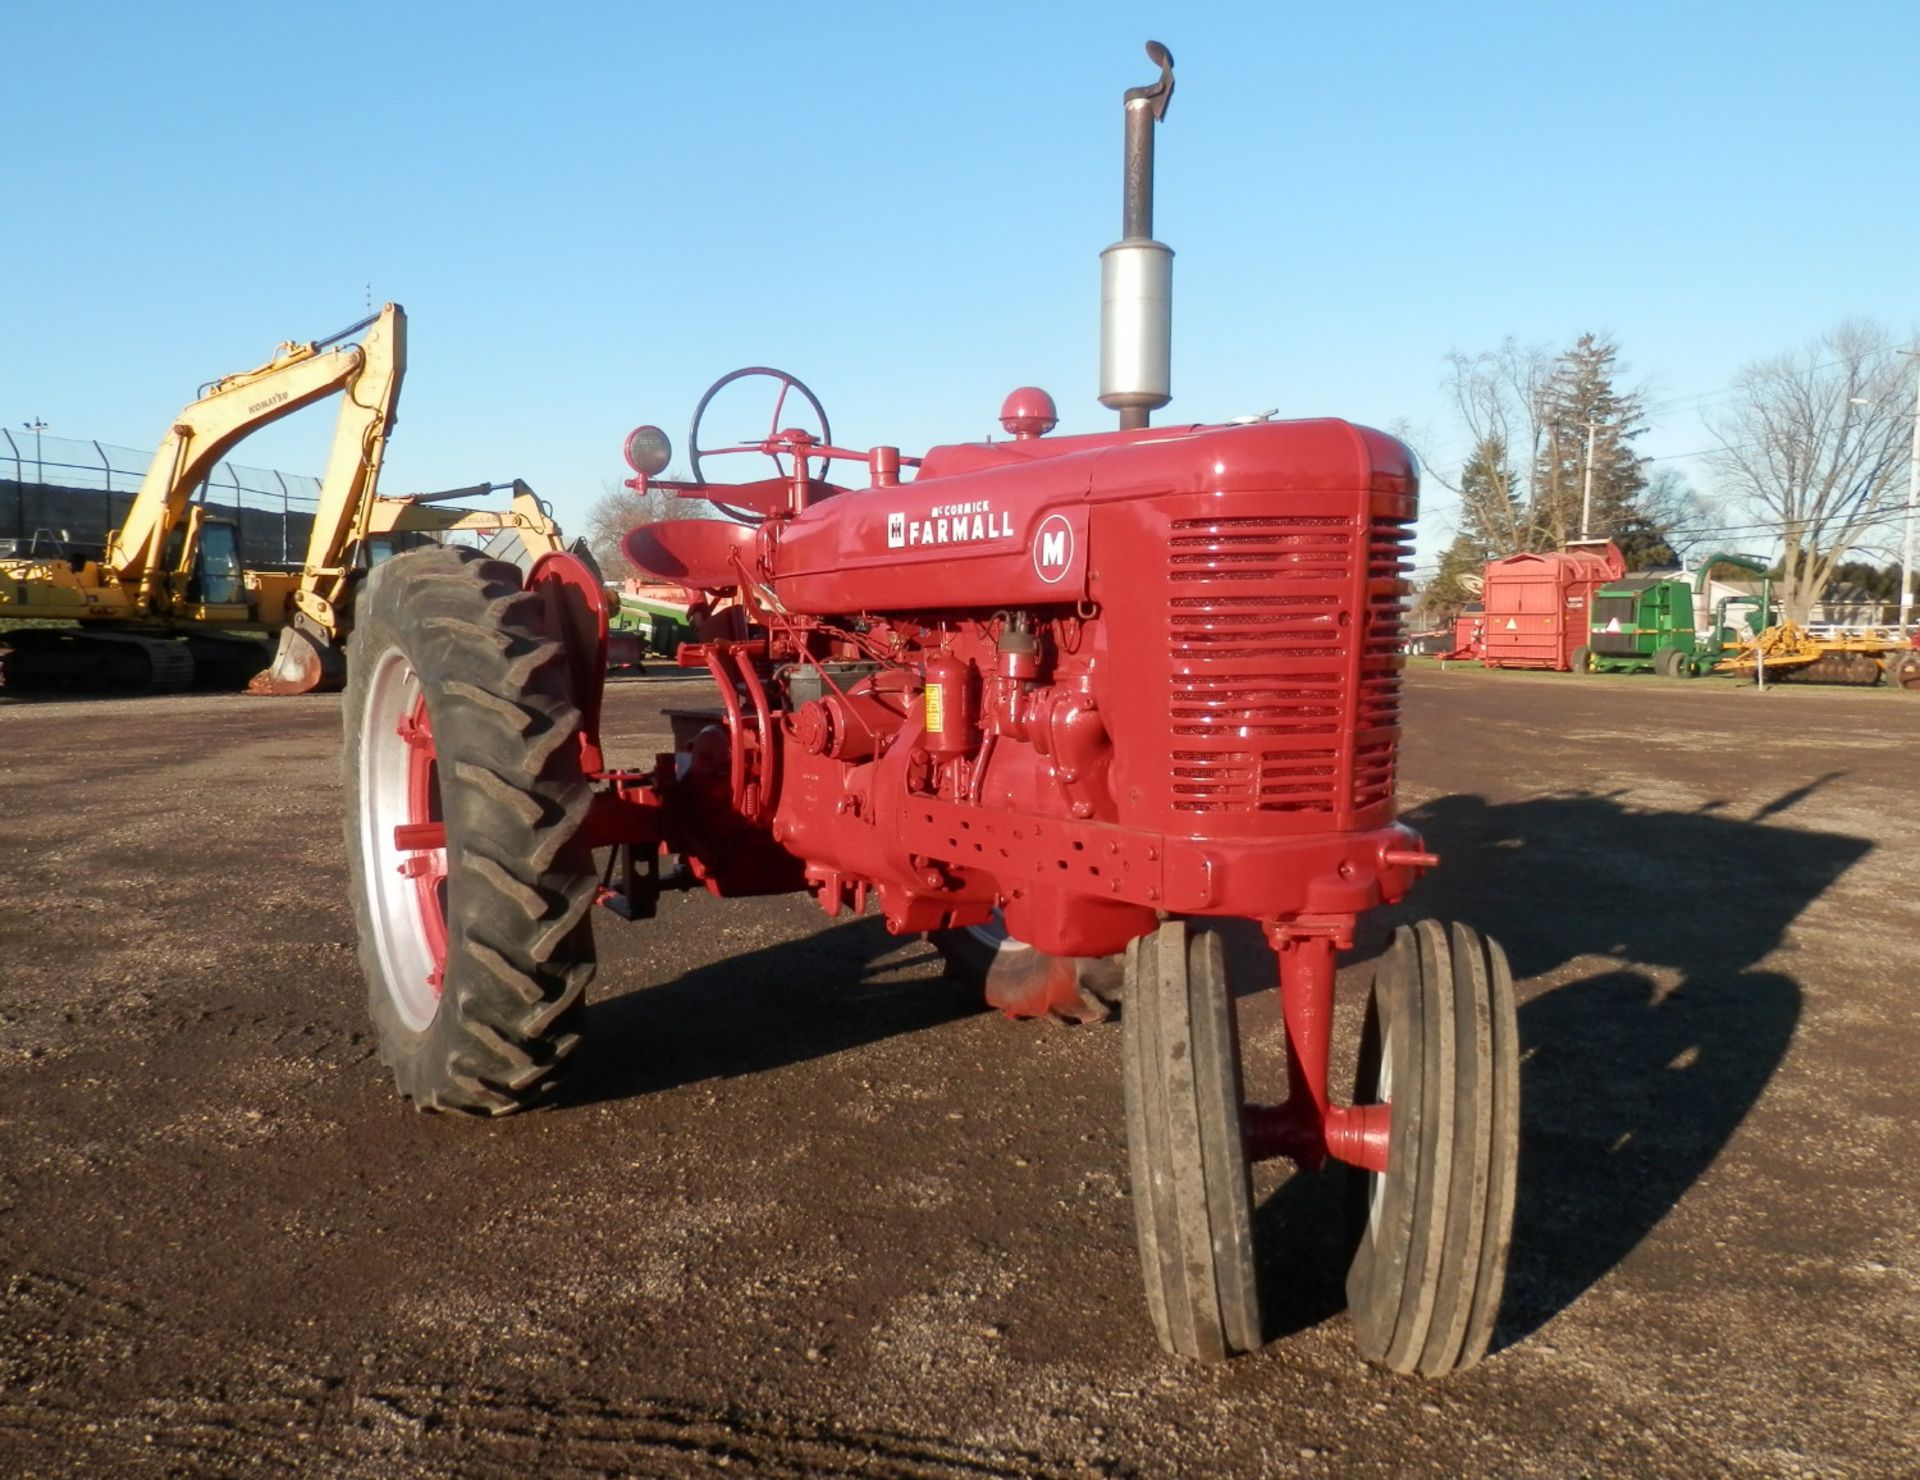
[342,44,1519,1376]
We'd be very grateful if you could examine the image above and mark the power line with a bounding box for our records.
[1639,354,1862,416]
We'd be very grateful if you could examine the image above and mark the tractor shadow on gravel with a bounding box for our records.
[1392,786,1865,1351]
[1245,785,1869,1351]
[556,912,980,1107]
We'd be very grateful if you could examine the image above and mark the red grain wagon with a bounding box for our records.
[1480,540,1625,671]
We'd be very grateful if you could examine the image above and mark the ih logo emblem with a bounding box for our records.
[1033,513,1074,584]
[886,511,906,549]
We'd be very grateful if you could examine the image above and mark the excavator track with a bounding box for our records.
[1,629,195,693]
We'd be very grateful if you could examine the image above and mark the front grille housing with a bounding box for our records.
[1098,484,1412,841]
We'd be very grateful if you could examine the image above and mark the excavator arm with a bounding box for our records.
[106,305,407,618]
[249,475,566,694]
[360,480,564,555]
[281,309,408,635]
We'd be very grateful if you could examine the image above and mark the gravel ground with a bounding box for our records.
[1,665,1915,1477]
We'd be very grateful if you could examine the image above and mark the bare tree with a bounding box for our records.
[583,478,681,582]
[1615,465,1713,568]
[1707,321,1912,623]
[1429,338,1550,553]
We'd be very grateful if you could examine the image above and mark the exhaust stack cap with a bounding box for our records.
[1100,41,1175,430]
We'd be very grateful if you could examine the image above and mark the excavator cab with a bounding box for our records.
[160,507,249,616]
[187,519,245,606]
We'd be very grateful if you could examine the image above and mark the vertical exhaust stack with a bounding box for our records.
[1100,41,1175,430]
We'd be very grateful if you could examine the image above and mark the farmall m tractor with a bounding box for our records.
[343,45,1519,1376]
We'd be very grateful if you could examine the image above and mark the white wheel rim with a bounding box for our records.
[1367,1024,1394,1242]
[357,646,444,1032]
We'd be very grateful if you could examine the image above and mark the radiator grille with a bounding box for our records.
[1165,513,1408,816]
[1355,518,1413,810]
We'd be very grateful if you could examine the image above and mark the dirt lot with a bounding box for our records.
[1,666,1915,1476]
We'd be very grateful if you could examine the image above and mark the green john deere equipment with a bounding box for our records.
[610,589,696,658]
[1571,552,1771,679]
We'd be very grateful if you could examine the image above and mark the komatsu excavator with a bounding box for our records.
[0,305,565,692]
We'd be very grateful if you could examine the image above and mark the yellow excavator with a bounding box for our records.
[0,305,565,692]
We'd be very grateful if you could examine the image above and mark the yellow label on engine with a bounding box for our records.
[925,683,945,732]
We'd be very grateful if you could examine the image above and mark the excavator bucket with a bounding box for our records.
[248,625,348,695]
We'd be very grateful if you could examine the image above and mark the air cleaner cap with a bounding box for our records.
[999,387,1058,439]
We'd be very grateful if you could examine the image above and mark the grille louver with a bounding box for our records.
[1165,512,1407,816]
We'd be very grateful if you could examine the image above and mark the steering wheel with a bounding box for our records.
[688,366,832,523]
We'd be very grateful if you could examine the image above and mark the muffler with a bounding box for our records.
[1099,41,1175,430]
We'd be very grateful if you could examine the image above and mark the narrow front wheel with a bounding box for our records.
[1347,920,1519,1376]
[1121,922,1260,1362]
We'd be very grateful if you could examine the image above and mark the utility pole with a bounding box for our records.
[1899,349,1919,636]
[1580,419,1601,539]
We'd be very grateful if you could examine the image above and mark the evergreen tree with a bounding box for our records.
[1532,333,1649,546]
[1436,332,1691,568]
[1610,515,1679,569]
[1420,530,1488,621]
[1457,434,1527,553]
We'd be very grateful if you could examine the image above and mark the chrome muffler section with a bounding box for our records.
[1099,41,1175,430]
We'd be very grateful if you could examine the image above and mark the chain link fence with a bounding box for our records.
[1,429,321,566]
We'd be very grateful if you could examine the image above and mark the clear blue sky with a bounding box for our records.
[4,0,1916,573]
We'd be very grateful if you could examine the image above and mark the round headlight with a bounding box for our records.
[623,424,673,477]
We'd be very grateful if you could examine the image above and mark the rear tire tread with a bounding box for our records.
[345,545,597,1116]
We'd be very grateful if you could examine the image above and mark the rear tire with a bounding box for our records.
[1569,645,1594,675]
[1121,922,1260,1362]
[1895,653,1920,692]
[343,546,597,1114]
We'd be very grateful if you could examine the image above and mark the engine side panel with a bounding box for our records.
[766,459,1094,611]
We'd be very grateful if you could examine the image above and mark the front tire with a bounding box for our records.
[343,546,597,1114]
[1121,922,1261,1362]
[1346,921,1519,1376]
[1569,645,1594,675]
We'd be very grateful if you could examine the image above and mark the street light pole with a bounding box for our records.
[1899,349,1919,636]
[1580,419,1601,539]
[23,417,47,485]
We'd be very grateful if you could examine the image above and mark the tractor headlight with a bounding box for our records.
[623,425,673,477]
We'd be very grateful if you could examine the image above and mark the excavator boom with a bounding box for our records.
[5,302,571,696]
[106,307,407,608]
